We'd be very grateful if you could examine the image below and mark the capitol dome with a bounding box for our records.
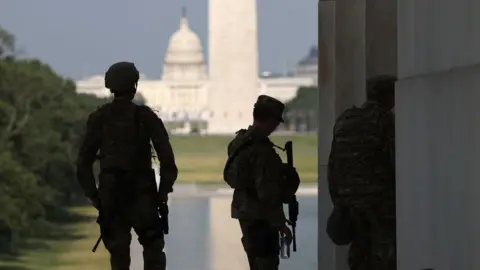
[162,8,207,81]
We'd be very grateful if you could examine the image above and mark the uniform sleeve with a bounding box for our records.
[144,107,178,193]
[253,147,286,227]
[76,113,101,199]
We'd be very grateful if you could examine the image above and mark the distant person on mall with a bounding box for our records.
[223,95,300,270]
[76,61,178,270]
[327,75,397,270]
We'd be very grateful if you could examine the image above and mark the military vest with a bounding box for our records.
[98,102,151,171]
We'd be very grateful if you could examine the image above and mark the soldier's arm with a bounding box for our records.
[76,113,101,199]
[254,147,286,227]
[144,107,178,194]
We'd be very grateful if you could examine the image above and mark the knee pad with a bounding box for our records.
[103,234,131,254]
[138,229,165,249]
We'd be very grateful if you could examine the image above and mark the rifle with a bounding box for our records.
[284,141,299,252]
[92,196,169,253]
[92,207,103,253]
[158,200,169,235]
[92,222,102,252]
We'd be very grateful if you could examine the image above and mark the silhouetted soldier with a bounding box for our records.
[223,95,300,270]
[76,61,178,270]
[328,75,396,270]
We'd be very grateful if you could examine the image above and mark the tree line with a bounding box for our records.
[0,27,108,254]
[283,86,318,132]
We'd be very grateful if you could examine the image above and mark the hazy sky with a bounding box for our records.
[0,0,317,80]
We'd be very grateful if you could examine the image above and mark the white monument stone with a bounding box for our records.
[207,0,260,134]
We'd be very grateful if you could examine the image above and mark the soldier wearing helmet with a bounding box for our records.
[327,75,396,270]
[223,95,300,270]
[76,61,178,270]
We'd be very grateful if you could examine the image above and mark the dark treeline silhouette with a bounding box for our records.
[0,26,108,254]
[283,86,318,132]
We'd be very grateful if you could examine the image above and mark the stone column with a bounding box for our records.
[317,0,396,269]
[318,0,336,269]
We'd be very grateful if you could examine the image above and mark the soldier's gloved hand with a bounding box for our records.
[158,191,169,203]
[284,164,300,178]
[278,223,293,241]
[158,179,174,198]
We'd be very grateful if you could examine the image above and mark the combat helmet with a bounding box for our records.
[104,61,140,92]
[366,74,396,100]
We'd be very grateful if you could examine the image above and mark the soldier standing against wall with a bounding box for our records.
[327,75,396,270]
[76,62,178,270]
[223,95,300,270]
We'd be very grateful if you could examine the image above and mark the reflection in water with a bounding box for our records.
[130,185,318,270]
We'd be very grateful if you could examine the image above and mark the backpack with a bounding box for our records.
[223,131,255,189]
[326,105,386,245]
[223,131,301,197]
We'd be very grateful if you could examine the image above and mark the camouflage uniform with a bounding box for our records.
[226,95,287,270]
[76,62,178,270]
[328,76,396,270]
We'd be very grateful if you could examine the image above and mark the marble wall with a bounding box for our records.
[319,0,480,269]
[396,0,480,269]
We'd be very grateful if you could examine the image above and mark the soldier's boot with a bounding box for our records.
[142,238,166,270]
[254,256,279,270]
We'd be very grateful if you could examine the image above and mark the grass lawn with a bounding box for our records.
[167,134,318,184]
[0,207,109,270]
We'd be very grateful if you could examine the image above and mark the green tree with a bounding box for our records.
[0,26,108,253]
[284,86,318,131]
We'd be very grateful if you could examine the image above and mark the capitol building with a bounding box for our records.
[75,8,317,134]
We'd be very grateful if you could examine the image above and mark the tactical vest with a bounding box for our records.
[98,103,151,171]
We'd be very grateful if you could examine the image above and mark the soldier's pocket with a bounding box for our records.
[98,172,119,204]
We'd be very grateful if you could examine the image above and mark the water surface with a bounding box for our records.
[130,185,318,270]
